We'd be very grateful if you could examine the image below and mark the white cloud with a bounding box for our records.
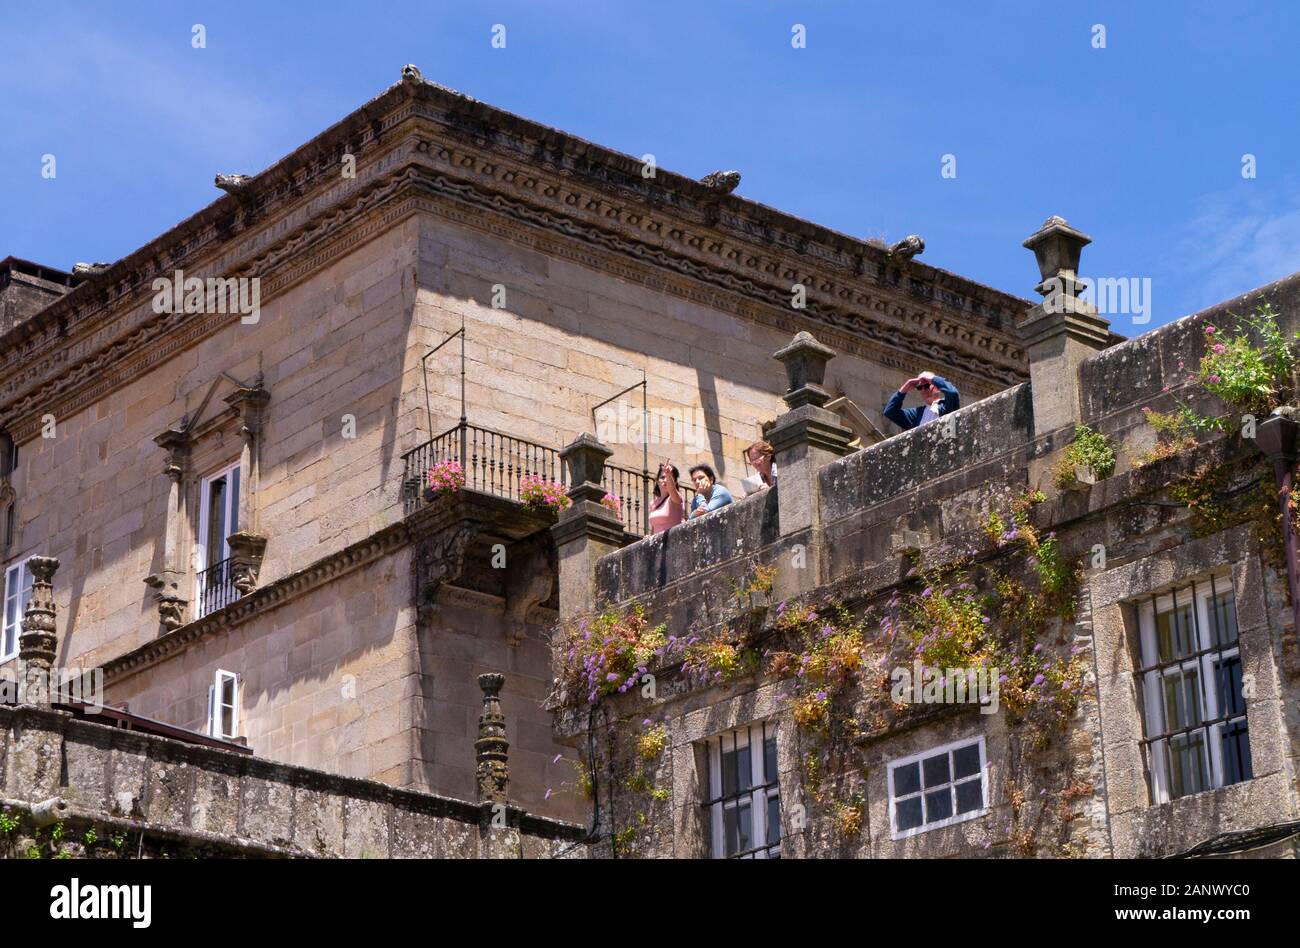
[1169,180,1300,316]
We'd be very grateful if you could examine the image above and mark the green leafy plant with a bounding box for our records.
[1054,425,1116,489]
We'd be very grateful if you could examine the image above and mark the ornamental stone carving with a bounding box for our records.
[226,532,268,596]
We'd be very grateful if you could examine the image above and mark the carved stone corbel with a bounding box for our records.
[226,532,268,596]
[502,535,556,646]
[414,523,476,626]
[143,573,187,631]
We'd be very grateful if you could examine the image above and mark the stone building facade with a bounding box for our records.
[0,67,1030,847]
[545,218,1300,859]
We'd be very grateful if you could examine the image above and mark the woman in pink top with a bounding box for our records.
[648,462,685,534]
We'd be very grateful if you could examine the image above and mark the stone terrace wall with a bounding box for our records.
[570,276,1300,857]
[0,704,583,858]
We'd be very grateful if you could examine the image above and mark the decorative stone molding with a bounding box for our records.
[475,673,510,806]
[226,532,268,596]
[19,555,59,706]
[1,80,1030,441]
[103,518,415,684]
[143,573,187,632]
[413,521,476,627]
[501,535,556,647]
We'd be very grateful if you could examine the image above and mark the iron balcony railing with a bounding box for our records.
[401,421,696,536]
[197,556,238,618]
[401,422,564,514]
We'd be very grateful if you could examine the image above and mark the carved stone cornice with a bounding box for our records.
[0,77,1032,440]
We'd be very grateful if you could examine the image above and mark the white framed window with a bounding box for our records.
[195,462,241,618]
[208,669,240,738]
[704,721,781,858]
[2,558,32,662]
[888,736,988,839]
[1136,573,1249,804]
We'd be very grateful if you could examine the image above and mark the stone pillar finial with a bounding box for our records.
[1019,216,1112,440]
[560,433,614,506]
[765,331,853,595]
[773,331,837,410]
[1024,215,1092,302]
[553,434,625,618]
[19,556,60,706]
[475,673,509,806]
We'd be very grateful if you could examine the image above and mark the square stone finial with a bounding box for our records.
[1023,215,1092,300]
[773,331,837,409]
[560,433,614,504]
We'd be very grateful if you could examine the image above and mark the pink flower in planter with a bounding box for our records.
[426,460,466,494]
[520,474,572,513]
[601,492,623,518]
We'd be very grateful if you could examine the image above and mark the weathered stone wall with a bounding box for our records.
[410,214,999,499]
[102,541,583,824]
[9,219,423,671]
[564,276,1300,858]
[0,704,583,858]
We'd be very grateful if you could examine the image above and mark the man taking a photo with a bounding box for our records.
[883,371,960,431]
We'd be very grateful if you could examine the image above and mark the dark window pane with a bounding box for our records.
[1211,593,1238,647]
[922,753,950,789]
[722,745,738,797]
[1221,723,1252,786]
[955,778,983,814]
[952,743,980,779]
[1168,733,1208,799]
[723,805,739,856]
[924,788,953,823]
[736,743,753,791]
[1216,657,1245,717]
[1162,669,1202,731]
[896,796,923,831]
[736,800,752,853]
[893,762,920,797]
[1156,605,1195,662]
[764,732,777,784]
[766,793,781,846]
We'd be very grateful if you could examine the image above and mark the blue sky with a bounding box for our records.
[3,1,1298,333]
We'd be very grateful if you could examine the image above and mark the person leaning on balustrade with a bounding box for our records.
[688,464,734,518]
[648,461,686,534]
[741,440,778,496]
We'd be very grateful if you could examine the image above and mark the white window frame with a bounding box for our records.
[2,558,32,663]
[208,669,240,739]
[705,720,781,859]
[888,735,988,840]
[195,462,241,618]
[1136,572,1247,804]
